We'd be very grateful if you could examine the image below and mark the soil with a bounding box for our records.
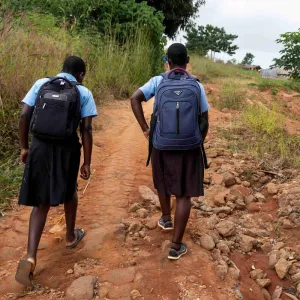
[0,83,299,300]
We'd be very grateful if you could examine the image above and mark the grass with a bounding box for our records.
[228,104,300,169]
[252,78,300,93]
[0,161,24,211]
[216,79,246,110]
[0,12,162,208]
[190,55,260,83]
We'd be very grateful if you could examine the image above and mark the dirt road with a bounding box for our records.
[0,98,296,300]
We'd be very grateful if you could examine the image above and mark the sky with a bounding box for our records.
[168,0,300,68]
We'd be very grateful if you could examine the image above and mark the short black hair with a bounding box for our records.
[167,43,188,65]
[62,56,86,76]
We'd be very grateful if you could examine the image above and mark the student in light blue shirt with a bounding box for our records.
[131,43,210,261]
[16,56,97,287]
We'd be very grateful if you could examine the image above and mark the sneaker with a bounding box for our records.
[168,243,188,260]
[158,216,173,231]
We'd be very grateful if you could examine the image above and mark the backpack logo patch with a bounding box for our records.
[174,91,183,96]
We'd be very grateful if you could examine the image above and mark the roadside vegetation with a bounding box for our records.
[191,56,300,170]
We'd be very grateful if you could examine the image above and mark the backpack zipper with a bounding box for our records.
[176,102,180,134]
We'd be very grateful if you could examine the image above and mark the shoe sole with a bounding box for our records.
[168,248,188,260]
[158,222,174,231]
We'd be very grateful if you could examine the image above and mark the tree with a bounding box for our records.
[273,29,300,79]
[242,53,255,65]
[136,0,206,38]
[184,24,239,57]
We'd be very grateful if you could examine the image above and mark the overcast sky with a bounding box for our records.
[169,0,299,68]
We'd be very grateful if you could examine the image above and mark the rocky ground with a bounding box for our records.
[0,92,299,300]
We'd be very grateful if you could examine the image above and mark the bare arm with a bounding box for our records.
[80,116,93,180]
[19,104,34,163]
[202,111,209,141]
[131,89,149,138]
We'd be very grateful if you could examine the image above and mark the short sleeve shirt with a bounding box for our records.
[22,73,98,118]
[139,75,210,113]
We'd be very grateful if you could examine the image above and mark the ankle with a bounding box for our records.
[66,231,76,243]
[171,241,182,250]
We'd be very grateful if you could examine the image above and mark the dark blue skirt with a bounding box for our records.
[18,137,81,207]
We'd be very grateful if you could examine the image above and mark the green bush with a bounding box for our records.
[271,87,279,96]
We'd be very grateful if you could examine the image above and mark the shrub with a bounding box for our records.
[217,80,245,110]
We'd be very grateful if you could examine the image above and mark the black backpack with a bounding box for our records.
[30,77,81,140]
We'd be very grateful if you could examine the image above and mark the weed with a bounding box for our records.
[271,87,279,96]
[217,80,245,110]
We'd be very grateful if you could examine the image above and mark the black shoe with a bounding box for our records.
[168,243,188,260]
[158,216,173,231]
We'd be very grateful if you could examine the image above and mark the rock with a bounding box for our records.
[272,286,282,300]
[211,249,223,262]
[200,234,216,251]
[49,224,64,234]
[235,198,246,210]
[207,214,220,230]
[74,264,85,278]
[256,278,272,288]
[245,195,256,205]
[247,202,261,213]
[223,173,236,187]
[261,242,272,254]
[128,221,143,233]
[66,269,74,275]
[217,241,230,254]
[211,173,224,185]
[255,192,266,202]
[269,251,280,269]
[66,276,96,300]
[136,208,148,219]
[273,242,285,250]
[129,203,141,213]
[108,284,131,298]
[161,240,171,251]
[291,272,300,284]
[213,206,231,215]
[250,269,266,280]
[102,267,136,285]
[235,177,242,184]
[228,267,240,280]
[284,292,298,300]
[145,218,157,230]
[214,193,227,206]
[139,231,146,238]
[216,221,236,237]
[275,258,291,279]
[283,219,294,229]
[215,262,228,280]
[262,288,271,300]
[130,290,141,299]
[266,183,278,195]
[139,186,156,201]
[38,242,48,250]
[99,282,113,298]
[259,176,270,184]
[239,235,255,253]
[242,181,251,187]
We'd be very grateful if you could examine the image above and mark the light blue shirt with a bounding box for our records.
[139,75,210,113]
[22,73,98,118]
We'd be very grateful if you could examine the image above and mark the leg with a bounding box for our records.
[27,204,51,261]
[64,192,78,246]
[158,191,171,222]
[172,196,191,250]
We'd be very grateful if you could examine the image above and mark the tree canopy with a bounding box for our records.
[136,0,206,38]
[274,29,300,79]
[184,24,239,57]
[242,53,255,65]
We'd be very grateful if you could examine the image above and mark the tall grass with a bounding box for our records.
[230,105,300,169]
[190,56,260,83]
[0,13,162,207]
